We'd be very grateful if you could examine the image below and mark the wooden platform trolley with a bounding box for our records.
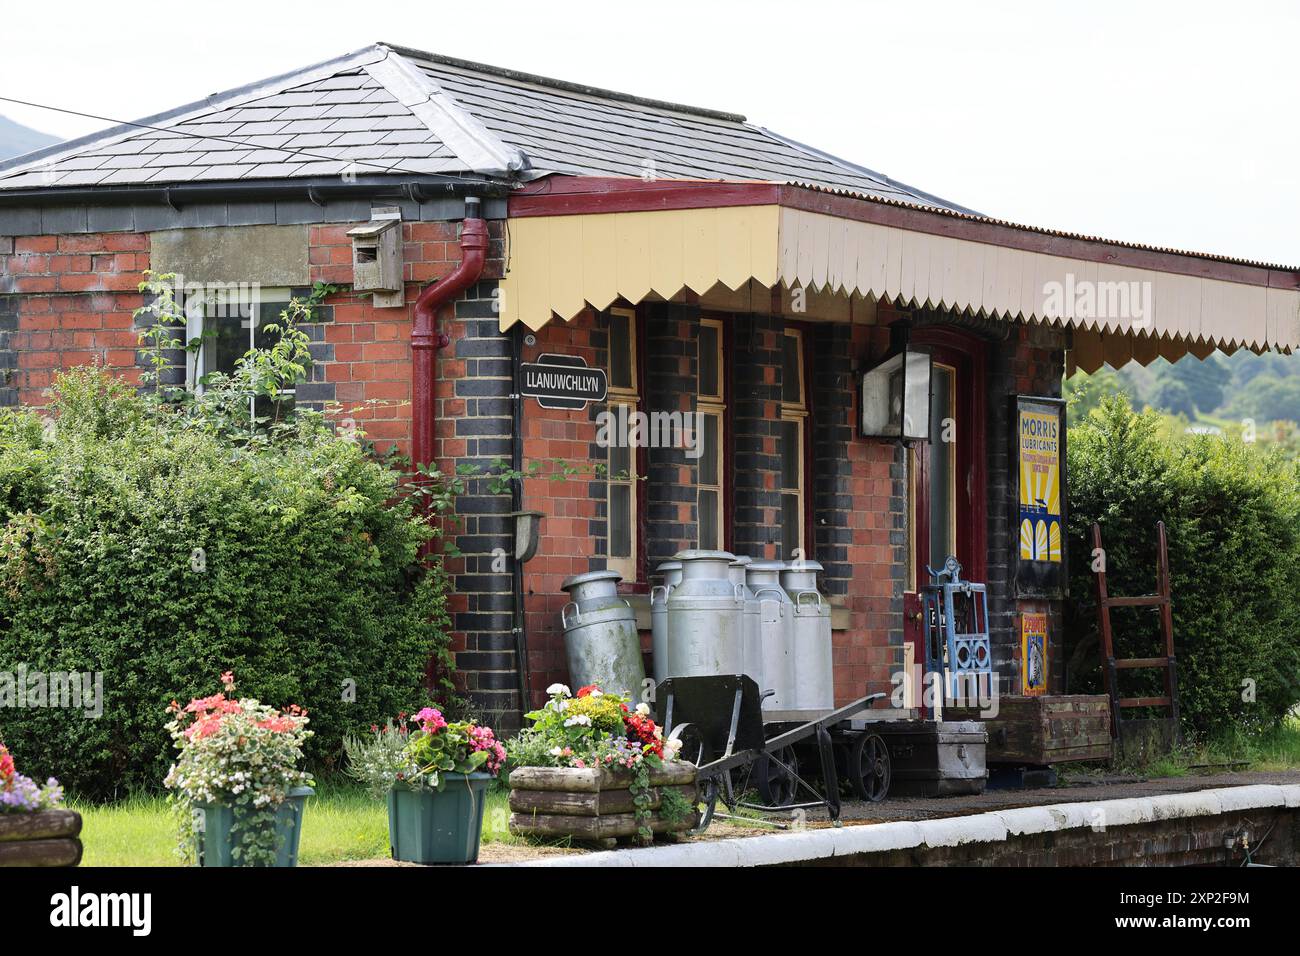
[655,675,894,830]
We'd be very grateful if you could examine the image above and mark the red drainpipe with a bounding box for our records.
[411,197,488,497]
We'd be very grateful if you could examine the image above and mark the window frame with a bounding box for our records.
[696,316,727,551]
[605,306,642,585]
[779,326,811,561]
[185,286,299,418]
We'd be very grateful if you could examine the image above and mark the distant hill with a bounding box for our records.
[0,114,60,162]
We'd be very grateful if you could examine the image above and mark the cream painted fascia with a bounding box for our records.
[498,205,1300,373]
[499,205,781,331]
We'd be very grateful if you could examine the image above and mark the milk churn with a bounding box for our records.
[560,570,646,700]
[649,560,682,685]
[728,555,763,690]
[747,559,794,710]
[781,559,834,710]
[666,550,743,677]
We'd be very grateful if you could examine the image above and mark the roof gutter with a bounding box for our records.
[412,195,488,544]
[0,174,512,207]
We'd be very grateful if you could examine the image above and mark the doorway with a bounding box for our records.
[902,330,987,712]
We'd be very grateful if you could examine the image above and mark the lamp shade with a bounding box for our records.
[860,348,932,441]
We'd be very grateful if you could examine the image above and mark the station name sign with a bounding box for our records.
[520,353,608,410]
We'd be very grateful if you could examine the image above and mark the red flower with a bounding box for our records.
[623,712,663,757]
[576,685,600,698]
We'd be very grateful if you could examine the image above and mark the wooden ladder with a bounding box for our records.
[1091,520,1180,738]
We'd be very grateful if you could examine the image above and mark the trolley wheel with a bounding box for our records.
[668,722,711,769]
[851,733,891,802]
[755,745,799,806]
[693,776,720,832]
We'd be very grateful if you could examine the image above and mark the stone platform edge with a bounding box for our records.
[497,784,1300,867]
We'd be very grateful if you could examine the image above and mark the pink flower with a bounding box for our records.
[413,707,446,734]
[256,716,297,733]
[185,716,224,739]
[0,744,16,788]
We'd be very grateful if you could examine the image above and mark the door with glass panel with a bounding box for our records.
[901,334,987,713]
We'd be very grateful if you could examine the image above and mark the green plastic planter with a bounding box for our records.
[388,773,492,865]
[194,786,314,867]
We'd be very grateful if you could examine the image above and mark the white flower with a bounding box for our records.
[549,746,563,756]
[589,689,603,697]
[635,702,650,716]
[563,715,592,728]
[547,683,571,697]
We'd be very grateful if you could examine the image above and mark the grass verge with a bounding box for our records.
[71,782,526,866]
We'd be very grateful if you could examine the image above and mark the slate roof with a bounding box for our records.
[0,43,973,213]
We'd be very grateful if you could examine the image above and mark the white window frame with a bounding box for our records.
[186,287,296,418]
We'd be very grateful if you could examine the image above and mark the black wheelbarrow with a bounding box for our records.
[655,675,891,830]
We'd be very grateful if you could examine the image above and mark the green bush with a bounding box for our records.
[0,367,456,799]
[1065,395,1300,736]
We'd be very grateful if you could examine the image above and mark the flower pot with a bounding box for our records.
[194,786,313,867]
[387,773,492,865]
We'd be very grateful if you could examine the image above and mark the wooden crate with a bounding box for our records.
[0,810,83,867]
[946,695,1112,765]
[872,720,988,797]
[507,763,699,845]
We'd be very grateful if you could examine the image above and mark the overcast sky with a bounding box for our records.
[2,0,1296,265]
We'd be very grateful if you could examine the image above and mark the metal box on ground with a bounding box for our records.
[945,695,1111,765]
[873,720,988,797]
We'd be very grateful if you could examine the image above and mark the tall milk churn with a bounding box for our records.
[650,560,682,685]
[781,559,834,710]
[560,570,646,700]
[666,550,742,677]
[747,559,794,710]
[728,555,763,691]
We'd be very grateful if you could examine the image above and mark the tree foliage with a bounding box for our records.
[1065,396,1300,736]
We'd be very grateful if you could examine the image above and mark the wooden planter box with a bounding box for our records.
[946,695,1112,765]
[0,810,83,867]
[508,762,699,846]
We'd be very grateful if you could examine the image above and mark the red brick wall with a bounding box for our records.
[834,323,902,704]
[511,311,908,711]
[516,308,610,702]
[0,221,506,459]
[1,233,149,406]
[310,220,505,461]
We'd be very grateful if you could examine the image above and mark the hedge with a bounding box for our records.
[1065,395,1300,735]
[0,368,455,799]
